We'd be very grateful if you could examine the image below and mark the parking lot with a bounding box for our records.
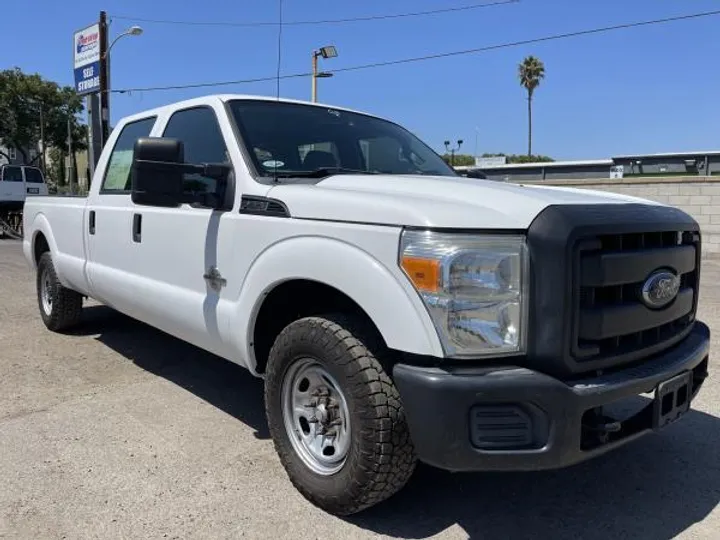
[1,238,719,539]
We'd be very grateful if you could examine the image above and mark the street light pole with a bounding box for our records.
[100,16,143,145]
[312,52,318,103]
[311,45,338,103]
[99,11,109,148]
[444,139,464,167]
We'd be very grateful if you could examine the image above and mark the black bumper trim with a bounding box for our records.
[393,322,710,472]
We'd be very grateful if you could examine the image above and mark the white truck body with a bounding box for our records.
[22,94,710,515]
[22,95,653,368]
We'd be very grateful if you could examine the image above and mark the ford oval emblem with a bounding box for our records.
[641,270,681,309]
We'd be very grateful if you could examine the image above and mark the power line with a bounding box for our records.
[112,8,720,94]
[109,0,519,28]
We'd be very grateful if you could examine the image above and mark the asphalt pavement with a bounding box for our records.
[1,238,719,539]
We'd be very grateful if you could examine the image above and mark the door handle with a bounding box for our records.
[132,213,142,243]
[89,211,96,235]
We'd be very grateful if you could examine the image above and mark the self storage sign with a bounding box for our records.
[73,23,101,95]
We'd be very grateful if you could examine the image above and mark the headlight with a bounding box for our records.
[399,230,528,357]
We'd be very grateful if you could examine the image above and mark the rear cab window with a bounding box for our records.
[101,116,157,193]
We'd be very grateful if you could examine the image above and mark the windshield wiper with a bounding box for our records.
[270,167,380,179]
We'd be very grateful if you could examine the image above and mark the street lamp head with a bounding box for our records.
[316,72,334,78]
[319,45,338,59]
[128,25,143,36]
[457,139,464,146]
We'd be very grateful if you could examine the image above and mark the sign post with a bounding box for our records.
[73,16,108,185]
[73,23,101,96]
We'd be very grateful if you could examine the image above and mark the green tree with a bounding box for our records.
[518,56,545,156]
[441,153,475,167]
[0,67,87,166]
[481,152,554,164]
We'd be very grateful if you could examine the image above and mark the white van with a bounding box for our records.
[0,165,49,205]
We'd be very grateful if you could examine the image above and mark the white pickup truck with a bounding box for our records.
[23,94,710,515]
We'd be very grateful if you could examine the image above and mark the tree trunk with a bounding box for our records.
[527,92,533,157]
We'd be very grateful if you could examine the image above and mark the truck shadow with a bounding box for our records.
[72,305,719,539]
[71,304,270,440]
[347,409,720,539]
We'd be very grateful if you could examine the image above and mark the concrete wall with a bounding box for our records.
[513,176,720,256]
[483,164,611,182]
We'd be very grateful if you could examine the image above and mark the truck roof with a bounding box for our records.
[118,93,388,125]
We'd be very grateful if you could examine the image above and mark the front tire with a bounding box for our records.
[36,252,83,332]
[264,314,417,515]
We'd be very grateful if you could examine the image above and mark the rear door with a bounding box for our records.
[23,167,49,197]
[84,115,159,311]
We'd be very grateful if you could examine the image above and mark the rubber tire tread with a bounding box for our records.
[37,252,83,332]
[264,313,417,516]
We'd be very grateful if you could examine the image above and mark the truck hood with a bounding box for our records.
[266,174,661,229]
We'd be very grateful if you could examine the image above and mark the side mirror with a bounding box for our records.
[131,137,232,208]
[131,137,185,207]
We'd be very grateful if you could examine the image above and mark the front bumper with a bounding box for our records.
[393,321,710,472]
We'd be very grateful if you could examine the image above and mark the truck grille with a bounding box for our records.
[572,230,700,368]
[525,203,701,377]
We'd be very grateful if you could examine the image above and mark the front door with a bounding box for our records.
[123,104,238,359]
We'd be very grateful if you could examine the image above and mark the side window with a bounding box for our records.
[101,116,157,193]
[161,107,230,198]
[24,167,45,184]
[2,166,23,182]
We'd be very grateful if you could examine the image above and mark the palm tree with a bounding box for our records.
[518,56,545,156]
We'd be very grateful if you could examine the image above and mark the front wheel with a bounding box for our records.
[264,314,417,515]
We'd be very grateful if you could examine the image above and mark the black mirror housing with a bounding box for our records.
[131,137,185,207]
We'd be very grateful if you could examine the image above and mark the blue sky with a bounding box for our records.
[3,0,720,159]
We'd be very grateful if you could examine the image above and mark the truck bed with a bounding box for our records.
[23,196,92,296]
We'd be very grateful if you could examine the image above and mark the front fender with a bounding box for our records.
[229,236,444,373]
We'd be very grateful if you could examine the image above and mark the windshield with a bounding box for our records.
[227,100,457,179]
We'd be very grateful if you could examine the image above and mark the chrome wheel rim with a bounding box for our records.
[40,269,53,315]
[281,358,351,475]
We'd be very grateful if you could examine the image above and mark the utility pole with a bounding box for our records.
[66,115,74,194]
[39,105,46,174]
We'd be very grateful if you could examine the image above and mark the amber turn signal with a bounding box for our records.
[401,256,440,293]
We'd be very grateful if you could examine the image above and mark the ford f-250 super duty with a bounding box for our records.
[22,94,710,515]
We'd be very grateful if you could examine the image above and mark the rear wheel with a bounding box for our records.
[264,314,416,515]
[36,252,83,332]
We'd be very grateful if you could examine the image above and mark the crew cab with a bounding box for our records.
[22,95,710,515]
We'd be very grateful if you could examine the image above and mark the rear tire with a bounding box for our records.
[264,314,417,516]
[36,252,83,332]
